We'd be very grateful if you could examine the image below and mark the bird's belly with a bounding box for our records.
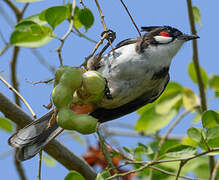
[98,74,161,109]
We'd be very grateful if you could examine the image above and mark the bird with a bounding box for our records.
[8,25,199,161]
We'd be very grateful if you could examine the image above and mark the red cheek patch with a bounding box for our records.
[159,31,170,37]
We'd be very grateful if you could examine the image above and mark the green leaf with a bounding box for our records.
[0,117,13,132]
[215,91,219,97]
[15,0,43,2]
[64,170,85,180]
[135,106,177,134]
[18,14,47,26]
[78,8,94,30]
[209,74,219,91]
[43,155,56,167]
[206,126,219,140]
[202,110,219,128]
[187,61,208,88]
[123,146,132,154]
[192,6,202,27]
[95,170,111,180]
[155,94,182,114]
[10,21,54,48]
[164,145,197,158]
[134,143,153,155]
[45,6,68,29]
[187,127,203,142]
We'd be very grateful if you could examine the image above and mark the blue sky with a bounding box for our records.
[0,0,219,179]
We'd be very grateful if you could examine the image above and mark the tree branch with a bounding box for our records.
[186,0,215,178]
[0,92,97,180]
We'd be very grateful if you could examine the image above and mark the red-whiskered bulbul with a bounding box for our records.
[8,26,199,161]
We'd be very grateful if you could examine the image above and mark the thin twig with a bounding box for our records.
[3,0,21,19]
[38,151,42,180]
[0,75,36,118]
[211,160,219,180]
[175,160,186,180]
[94,0,114,53]
[0,43,11,56]
[55,0,77,66]
[120,0,141,37]
[26,78,54,85]
[186,0,214,178]
[79,0,86,8]
[80,33,108,67]
[97,125,119,179]
[149,105,198,179]
[94,0,107,31]
[150,166,200,180]
[72,28,97,44]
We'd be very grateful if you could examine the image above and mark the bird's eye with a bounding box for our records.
[159,31,170,37]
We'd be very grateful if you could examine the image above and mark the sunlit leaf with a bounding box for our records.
[155,94,182,114]
[182,88,199,111]
[164,145,196,158]
[64,170,85,180]
[0,117,13,132]
[209,74,219,90]
[182,136,198,147]
[43,155,56,167]
[187,61,208,88]
[135,106,177,134]
[45,6,68,29]
[192,6,202,27]
[78,8,94,30]
[10,21,54,48]
[187,127,203,142]
[202,110,219,128]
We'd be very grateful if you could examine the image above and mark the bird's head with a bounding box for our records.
[140,26,199,62]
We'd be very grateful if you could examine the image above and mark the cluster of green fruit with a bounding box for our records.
[52,66,106,134]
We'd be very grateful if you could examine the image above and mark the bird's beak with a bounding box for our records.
[177,34,200,41]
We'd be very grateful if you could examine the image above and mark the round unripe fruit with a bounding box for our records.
[52,84,72,109]
[73,114,98,134]
[60,68,83,89]
[54,65,71,86]
[82,71,106,94]
[56,108,77,130]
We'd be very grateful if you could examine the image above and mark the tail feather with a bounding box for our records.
[8,110,63,161]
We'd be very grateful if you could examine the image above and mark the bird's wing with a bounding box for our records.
[115,38,138,49]
[8,110,63,160]
[91,74,170,123]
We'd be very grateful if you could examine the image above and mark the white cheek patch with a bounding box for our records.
[154,36,173,44]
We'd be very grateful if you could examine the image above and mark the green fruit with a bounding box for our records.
[57,108,97,134]
[82,71,106,94]
[56,108,77,130]
[54,65,71,86]
[83,91,104,104]
[74,114,98,134]
[60,68,83,89]
[52,84,72,109]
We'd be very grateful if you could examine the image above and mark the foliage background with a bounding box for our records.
[0,0,219,179]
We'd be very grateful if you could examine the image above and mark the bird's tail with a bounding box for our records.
[8,110,63,161]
